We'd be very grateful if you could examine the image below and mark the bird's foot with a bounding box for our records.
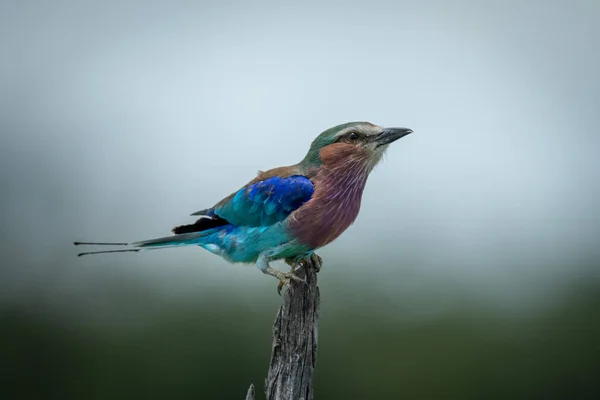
[285,252,323,273]
[265,266,307,295]
[275,253,323,294]
[310,253,323,272]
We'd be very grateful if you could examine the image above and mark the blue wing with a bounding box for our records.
[211,175,314,227]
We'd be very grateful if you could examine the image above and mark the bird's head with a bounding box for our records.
[301,122,413,172]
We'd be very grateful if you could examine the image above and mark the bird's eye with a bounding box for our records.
[347,132,359,141]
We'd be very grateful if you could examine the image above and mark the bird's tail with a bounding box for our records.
[74,231,211,257]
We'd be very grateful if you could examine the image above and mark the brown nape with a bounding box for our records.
[172,216,229,234]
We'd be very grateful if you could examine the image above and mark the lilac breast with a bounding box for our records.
[288,163,369,249]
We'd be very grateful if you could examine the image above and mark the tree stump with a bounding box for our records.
[244,254,321,400]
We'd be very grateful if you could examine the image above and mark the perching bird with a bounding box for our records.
[75,122,412,292]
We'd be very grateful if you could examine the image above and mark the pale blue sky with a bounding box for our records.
[1,0,599,316]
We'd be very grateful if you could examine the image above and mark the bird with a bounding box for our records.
[75,122,413,293]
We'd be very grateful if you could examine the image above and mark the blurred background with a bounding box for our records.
[1,0,599,398]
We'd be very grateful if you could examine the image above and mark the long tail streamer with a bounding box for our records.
[74,231,211,257]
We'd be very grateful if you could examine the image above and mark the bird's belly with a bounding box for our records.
[201,224,310,263]
[310,215,357,248]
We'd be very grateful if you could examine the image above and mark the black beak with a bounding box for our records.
[375,127,413,147]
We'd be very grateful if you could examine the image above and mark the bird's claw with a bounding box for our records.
[285,253,323,273]
[276,271,307,295]
[276,253,322,294]
[310,253,323,272]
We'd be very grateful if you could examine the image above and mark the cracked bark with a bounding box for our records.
[245,383,256,400]
[244,255,320,400]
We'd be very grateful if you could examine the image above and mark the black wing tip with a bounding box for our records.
[172,215,229,234]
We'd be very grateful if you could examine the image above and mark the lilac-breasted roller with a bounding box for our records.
[76,122,412,292]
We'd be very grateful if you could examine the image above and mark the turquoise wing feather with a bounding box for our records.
[212,175,314,227]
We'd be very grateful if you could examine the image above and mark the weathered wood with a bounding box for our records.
[265,255,321,400]
[245,383,255,400]
[241,256,321,400]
